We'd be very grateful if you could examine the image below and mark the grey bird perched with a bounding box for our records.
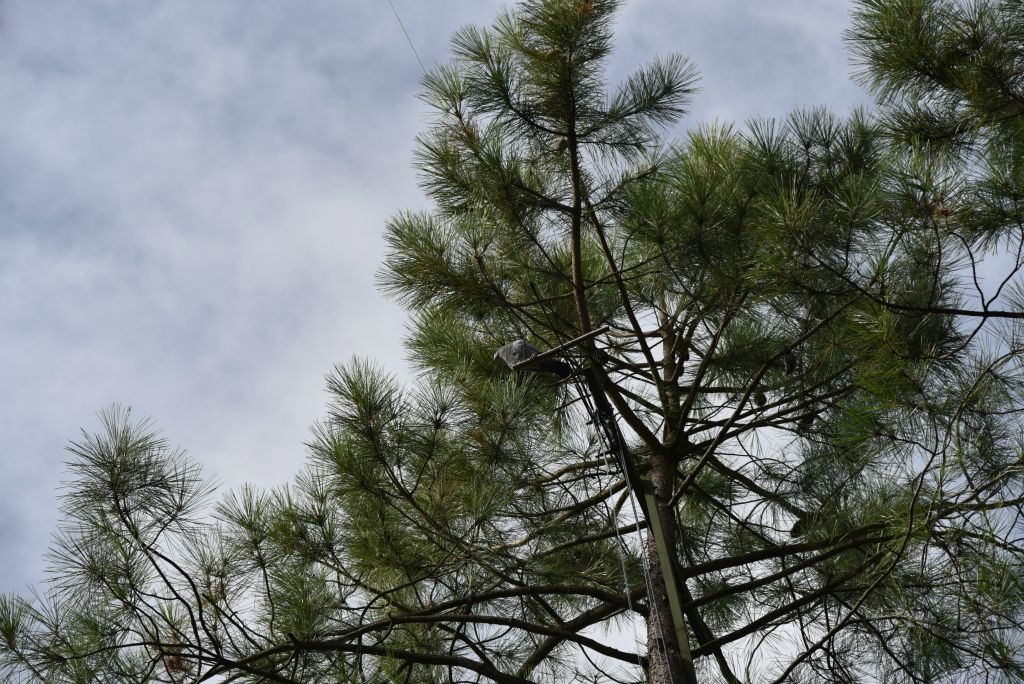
[494,339,572,379]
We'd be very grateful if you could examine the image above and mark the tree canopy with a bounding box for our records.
[4,0,1024,682]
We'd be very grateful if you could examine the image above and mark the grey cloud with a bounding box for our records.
[616,0,871,125]
[0,0,870,591]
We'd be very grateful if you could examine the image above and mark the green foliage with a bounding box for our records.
[5,0,1024,682]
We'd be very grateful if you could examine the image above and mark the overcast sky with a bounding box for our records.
[0,0,871,592]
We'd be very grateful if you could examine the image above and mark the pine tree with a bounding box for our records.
[4,0,1024,681]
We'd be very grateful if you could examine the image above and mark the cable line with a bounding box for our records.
[384,0,426,74]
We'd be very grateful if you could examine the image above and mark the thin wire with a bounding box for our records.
[574,365,644,673]
[577,377,651,675]
[384,0,426,74]
[599,453,645,673]
[577,376,677,684]
[524,284,649,676]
